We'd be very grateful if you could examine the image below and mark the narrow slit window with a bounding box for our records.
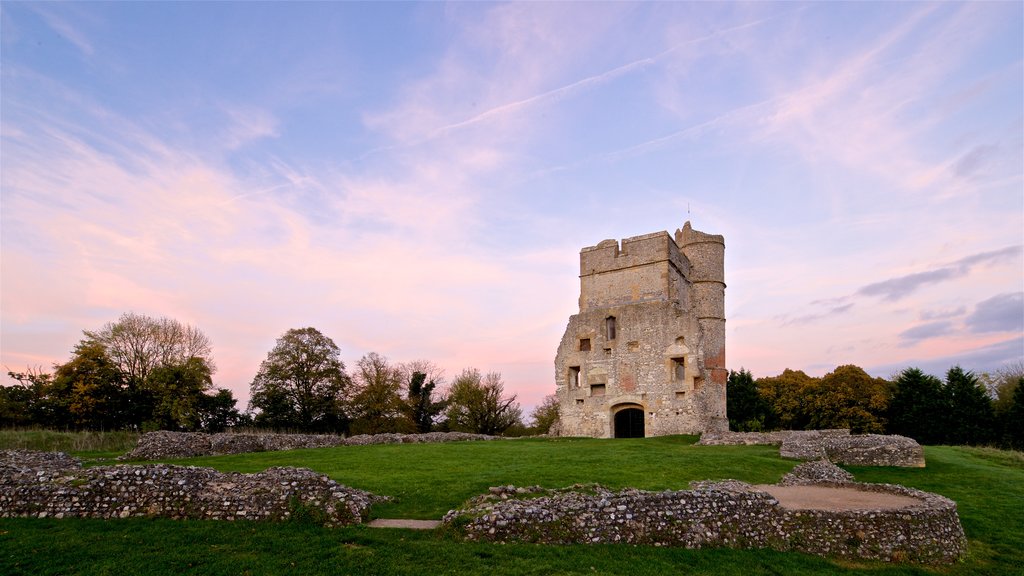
[605,316,617,340]
[579,338,591,351]
[568,366,581,388]
[672,357,685,381]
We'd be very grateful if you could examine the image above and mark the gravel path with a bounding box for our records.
[756,485,923,511]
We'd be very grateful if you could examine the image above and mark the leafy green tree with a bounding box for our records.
[756,369,818,430]
[887,367,947,444]
[529,394,560,435]
[146,357,214,431]
[945,366,995,446]
[198,388,244,432]
[3,367,59,428]
[809,365,890,433]
[248,327,350,432]
[726,368,769,431]
[349,352,414,434]
[444,369,522,435]
[406,370,446,433]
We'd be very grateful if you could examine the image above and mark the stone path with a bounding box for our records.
[366,518,441,530]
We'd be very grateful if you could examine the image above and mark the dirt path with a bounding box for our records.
[755,485,923,511]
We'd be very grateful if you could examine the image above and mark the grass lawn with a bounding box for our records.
[1,435,1022,575]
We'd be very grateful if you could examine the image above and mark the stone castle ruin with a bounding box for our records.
[554,221,727,438]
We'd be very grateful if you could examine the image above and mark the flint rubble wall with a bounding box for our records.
[122,430,496,460]
[697,430,925,467]
[1,450,382,526]
[443,460,965,564]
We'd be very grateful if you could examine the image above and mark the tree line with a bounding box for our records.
[2,313,557,436]
[726,363,1024,449]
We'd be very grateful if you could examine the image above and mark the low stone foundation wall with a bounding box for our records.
[697,430,924,467]
[1,450,383,526]
[122,431,496,460]
[443,464,965,564]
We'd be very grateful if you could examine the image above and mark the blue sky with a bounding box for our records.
[2,1,1021,414]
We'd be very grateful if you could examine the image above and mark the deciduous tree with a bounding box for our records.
[406,369,446,433]
[809,365,890,433]
[529,395,560,435]
[349,352,413,434]
[444,369,522,435]
[248,327,350,432]
[755,369,818,430]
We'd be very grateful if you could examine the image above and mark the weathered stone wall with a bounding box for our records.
[122,431,496,460]
[697,430,925,467]
[443,474,966,564]
[1,450,382,526]
[555,221,727,438]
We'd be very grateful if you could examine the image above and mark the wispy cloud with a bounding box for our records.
[856,246,1022,302]
[33,6,95,57]
[966,292,1024,334]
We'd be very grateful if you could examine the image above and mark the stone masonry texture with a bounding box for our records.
[1,450,383,526]
[443,473,966,564]
[554,221,727,437]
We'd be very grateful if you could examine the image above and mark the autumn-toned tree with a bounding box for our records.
[248,327,350,432]
[887,367,947,444]
[53,341,128,430]
[444,369,522,435]
[808,365,890,433]
[755,369,818,430]
[146,357,214,431]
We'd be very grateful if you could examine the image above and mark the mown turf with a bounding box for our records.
[1,436,1021,575]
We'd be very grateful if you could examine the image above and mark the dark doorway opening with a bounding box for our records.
[614,408,645,438]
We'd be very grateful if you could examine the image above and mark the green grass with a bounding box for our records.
[1,436,1022,575]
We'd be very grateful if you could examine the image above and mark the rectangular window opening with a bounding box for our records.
[568,366,581,388]
[590,383,606,396]
[605,316,617,340]
[675,391,686,400]
[671,357,685,381]
[576,399,584,405]
[579,338,591,351]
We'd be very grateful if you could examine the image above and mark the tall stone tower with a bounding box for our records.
[553,221,727,438]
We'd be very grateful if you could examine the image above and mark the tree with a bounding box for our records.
[3,367,58,428]
[887,367,947,444]
[809,365,890,433]
[529,395,560,435]
[444,369,522,435]
[53,341,128,430]
[248,327,349,432]
[83,312,215,388]
[726,368,769,431]
[756,369,818,430]
[198,388,244,432]
[146,357,214,431]
[406,370,446,433]
[349,352,413,435]
[945,366,995,446]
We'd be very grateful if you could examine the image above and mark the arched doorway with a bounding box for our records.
[613,406,645,438]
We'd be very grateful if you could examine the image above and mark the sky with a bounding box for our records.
[2,1,1022,417]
